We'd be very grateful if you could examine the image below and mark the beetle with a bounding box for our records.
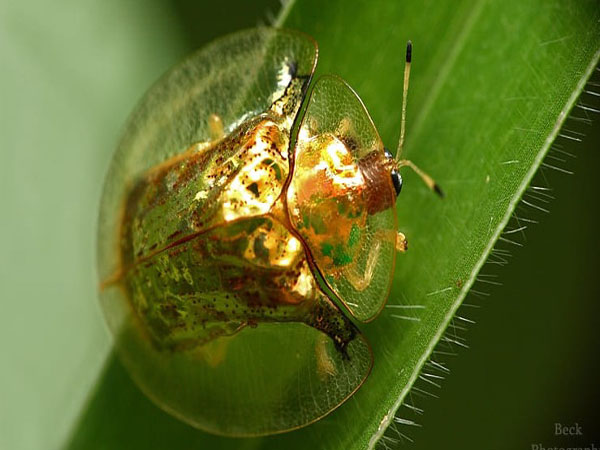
[97,27,440,437]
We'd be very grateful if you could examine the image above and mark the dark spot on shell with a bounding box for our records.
[246,182,260,197]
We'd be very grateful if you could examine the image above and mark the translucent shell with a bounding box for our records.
[287,76,398,321]
[97,29,376,437]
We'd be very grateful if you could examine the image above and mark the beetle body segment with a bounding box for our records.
[287,76,398,322]
[119,109,358,354]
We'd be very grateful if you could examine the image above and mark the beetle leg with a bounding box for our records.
[336,117,353,136]
[315,334,337,380]
[343,240,381,292]
[342,228,405,291]
[190,333,236,367]
[396,231,408,252]
[306,116,319,135]
[208,113,225,140]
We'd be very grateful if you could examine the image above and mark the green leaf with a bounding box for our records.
[13,0,595,449]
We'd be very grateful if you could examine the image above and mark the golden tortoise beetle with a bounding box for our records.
[97,28,441,437]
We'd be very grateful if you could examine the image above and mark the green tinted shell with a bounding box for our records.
[97,28,398,436]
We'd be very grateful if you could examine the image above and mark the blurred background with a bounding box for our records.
[1,1,598,449]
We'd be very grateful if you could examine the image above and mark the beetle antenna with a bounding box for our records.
[396,40,412,162]
[395,41,444,198]
[398,159,444,197]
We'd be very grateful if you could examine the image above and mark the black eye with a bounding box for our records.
[383,147,402,196]
[391,169,402,196]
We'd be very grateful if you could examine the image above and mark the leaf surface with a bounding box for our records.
[63,1,600,449]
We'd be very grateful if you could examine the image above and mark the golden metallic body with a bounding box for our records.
[96,28,427,436]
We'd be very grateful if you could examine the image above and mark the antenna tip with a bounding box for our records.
[433,183,445,198]
[406,40,412,63]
